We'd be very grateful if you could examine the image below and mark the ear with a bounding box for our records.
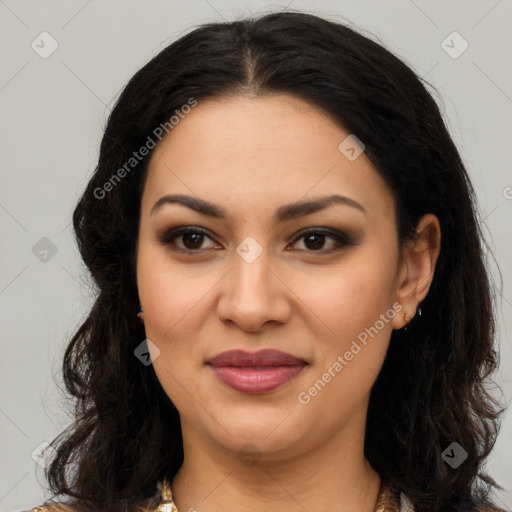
[391,213,441,330]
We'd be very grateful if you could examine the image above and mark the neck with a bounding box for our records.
[170,406,381,512]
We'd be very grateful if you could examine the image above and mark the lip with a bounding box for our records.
[207,349,307,367]
[206,349,308,394]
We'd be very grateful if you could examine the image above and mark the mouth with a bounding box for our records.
[206,349,309,394]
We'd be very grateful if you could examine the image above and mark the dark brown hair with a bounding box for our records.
[44,11,506,512]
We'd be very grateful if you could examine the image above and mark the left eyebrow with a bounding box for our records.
[150,193,366,221]
[275,194,366,221]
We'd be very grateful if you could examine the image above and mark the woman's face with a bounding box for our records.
[136,93,418,461]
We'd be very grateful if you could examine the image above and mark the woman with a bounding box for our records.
[28,11,507,512]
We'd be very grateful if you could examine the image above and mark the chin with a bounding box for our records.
[208,412,307,455]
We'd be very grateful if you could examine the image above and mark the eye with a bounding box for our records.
[159,227,218,252]
[289,228,355,252]
[160,226,356,254]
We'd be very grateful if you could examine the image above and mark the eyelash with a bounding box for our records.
[158,226,356,254]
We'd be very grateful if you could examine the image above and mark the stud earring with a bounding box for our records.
[403,311,412,331]
[137,306,144,321]
[402,305,423,332]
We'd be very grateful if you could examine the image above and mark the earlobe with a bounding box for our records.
[395,304,423,332]
[392,213,441,330]
[137,306,144,322]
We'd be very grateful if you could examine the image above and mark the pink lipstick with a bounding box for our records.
[206,349,308,394]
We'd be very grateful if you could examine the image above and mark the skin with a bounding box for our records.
[136,93,441,512]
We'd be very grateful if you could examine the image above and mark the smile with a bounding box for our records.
[206,349,309,394]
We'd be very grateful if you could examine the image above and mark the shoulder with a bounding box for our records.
[23,498,160,512]
[23,504,77,511]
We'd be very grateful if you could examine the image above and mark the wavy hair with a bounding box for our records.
[43,11,506,512]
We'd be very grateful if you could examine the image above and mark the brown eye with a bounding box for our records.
[181,231,205,250]
[302,233,329,251]
[290,228,355,252]
[160,227,218,252]
[160,226,355,255]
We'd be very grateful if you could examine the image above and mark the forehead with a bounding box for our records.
[141,94,395,223]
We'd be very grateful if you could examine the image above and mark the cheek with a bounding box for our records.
[136,253,201,408]
[304,252,397,338]
[296,277,395,428]
[137,261,207,409]
[300,243,398,394]
[137,242,207,340]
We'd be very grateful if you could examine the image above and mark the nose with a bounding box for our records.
[216,246,292,332]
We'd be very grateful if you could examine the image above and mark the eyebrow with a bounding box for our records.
[150,193,366,222]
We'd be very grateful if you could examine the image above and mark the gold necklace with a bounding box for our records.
[154,477,403,512]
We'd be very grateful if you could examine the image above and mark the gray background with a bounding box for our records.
[1,0,511,510]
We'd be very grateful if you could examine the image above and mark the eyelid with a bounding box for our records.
[158,226,218,251]
[158,225,357,253]
[290,227,356,248]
